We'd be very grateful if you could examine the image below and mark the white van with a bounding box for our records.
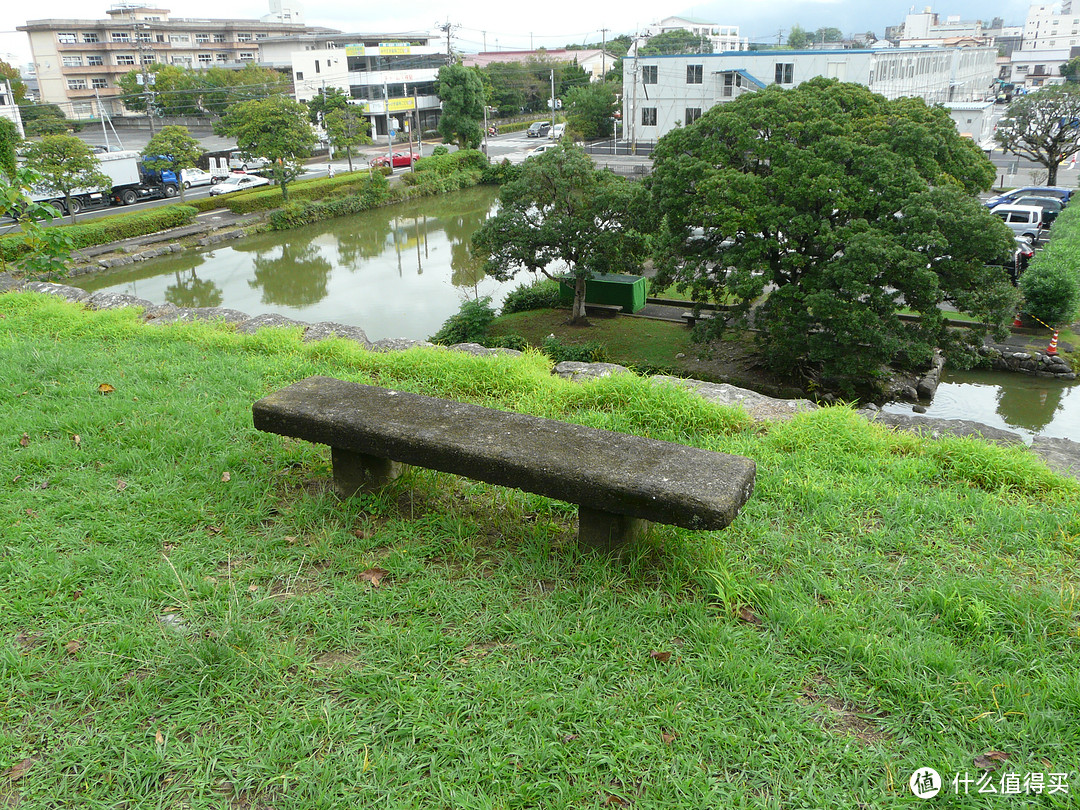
[990,204,1044,242]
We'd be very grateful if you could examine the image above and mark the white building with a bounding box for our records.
[633,16,748,55]
[288,34,445,138]
[1005,1,1080,89]
[0,80,26,138]
[623,47,997,142]
[944,100,996,148]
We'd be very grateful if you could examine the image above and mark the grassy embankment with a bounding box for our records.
[2,293,1079,808]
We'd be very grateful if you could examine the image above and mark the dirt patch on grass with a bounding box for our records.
[799,674,891,746]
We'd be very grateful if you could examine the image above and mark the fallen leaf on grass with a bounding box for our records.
[98,383,115,395]
[603,795,631,808]
[72,434,81,447]
[19,433,28,447]
[3,758,32,780]
[247,584,259,593]
[359,567,389,587]
[649,650,672,662]
[15,631,42,651]
[738,606,763,625]
[155,730,164,745]
[221,471,231,483]
[39,480,49,489]
[973,751,1012,771]
[661,731,678,744]
[562,734,579,743]
[64,639,82,656]
[206,525,222,534]
[116,479,128,492]
[24,508,37,518]
[284,535,298,544]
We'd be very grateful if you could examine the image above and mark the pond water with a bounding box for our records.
[73,186,537,342]
[884,369,1080,443]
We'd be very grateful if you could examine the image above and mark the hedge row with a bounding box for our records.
[268,174,393,230]
[0,205,199,262]
[1022,202,1080,326]
[215,171,391,214]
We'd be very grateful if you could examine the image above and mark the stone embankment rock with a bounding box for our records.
[3,273,1079,481]
[979,344,1076,380]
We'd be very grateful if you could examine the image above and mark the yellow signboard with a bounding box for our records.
[344,45,366,56]
[378,43,412,54]
[387,97,417,112]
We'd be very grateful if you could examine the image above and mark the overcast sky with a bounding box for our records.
[1,0,1037,69]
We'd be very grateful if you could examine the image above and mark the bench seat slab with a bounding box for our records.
[253,376,756,532]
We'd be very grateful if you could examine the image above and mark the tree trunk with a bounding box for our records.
[1047,161,1059,185]
[570,276,588,324]
[346,146,354,172]
[65,191,75,225]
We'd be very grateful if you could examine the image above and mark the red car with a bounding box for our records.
[370,151,419,168]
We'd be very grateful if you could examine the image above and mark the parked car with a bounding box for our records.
[370,152,419,168]
[550,123,566,139]
[207,173,271,196]
[985,186,1073,208]
[228,152,271,172]
[527,142,560,159]
[1010,195,1064,227]
[990,203,1045,242]
[180,168,216,189]
[526,121,551,138]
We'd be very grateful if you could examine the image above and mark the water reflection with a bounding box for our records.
[884,369,1079,442]
[72,186,526,341]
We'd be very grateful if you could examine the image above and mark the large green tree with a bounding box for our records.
[141,125,203,202]
[306,86,350,126]
[471,144,648,324]
[640,30,710,55]
[649,78,1018,393]
[0,60,28,105]
[995,84,1080,184]
[565,81,617,140]
[437,64,485,149]
[118,63,289,116]
[0,118,20,178]
[216,95,316,202]
[323,106,370,172]
[787,25,812,49]
[22,135,110,224]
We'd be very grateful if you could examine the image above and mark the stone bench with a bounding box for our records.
[681,310,716,328]
[584,302,622,318]
[252,376,757,551]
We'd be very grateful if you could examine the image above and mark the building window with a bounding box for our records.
[67,79,87,90]
[111,32,130,43]
[62,56,83,67]
[137,32,152,42]
[214,33,226,43]
[170,34,190,44]
[642,107,657,126]
[195,33,210,43]
[775,63,794,84]
[685,107,702,125]
[686,64,703,84]
[87,55,104,66]
[315,60,321,74]
[1034,64,1046,75]
[238,52,255,62]
[141,55,156,64]
[216,53,229,62]
[198,53,212,64]
[116,55,136,65]
[57,32,78,44]
[237,32,253,42]
[643,65,657,84]
[72,102,93,117]
[172,56,192,66]
[82,33,99,43]
[295,71,303,80]
[256,33,268,39]
[91,78,108,89]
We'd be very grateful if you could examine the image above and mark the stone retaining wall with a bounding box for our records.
[979,345,1076,380]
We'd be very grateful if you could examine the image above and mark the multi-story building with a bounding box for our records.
[285,34,445,138]
[632,17,748,55]
[1004,1,1080,89]
[18,3,339,119]
[623,47,997,142]
[462,49,616,81]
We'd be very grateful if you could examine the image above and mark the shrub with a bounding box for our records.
[431,145,450,157]
[1022,201,1080,326]
[0,205,198,262]
[481,159,521,185]
[540,336,611,364]
[268,174,392,230]
[500,278,563,314]
[429,297,497,344]
[486,332,529,351]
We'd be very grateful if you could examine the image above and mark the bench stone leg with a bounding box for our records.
[578,506,649,552]
[331,448,405,496]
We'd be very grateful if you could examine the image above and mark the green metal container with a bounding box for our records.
[557,273,648,313]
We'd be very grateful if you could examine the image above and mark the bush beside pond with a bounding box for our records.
[1023,203,1080,326]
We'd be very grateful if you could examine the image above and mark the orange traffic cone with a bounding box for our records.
[1047,330,1059,355]
[1013,313,1024,327]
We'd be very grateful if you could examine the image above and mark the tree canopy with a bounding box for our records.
[0,60,28,105]
[216,95,316,202]
[118,63,290,116]
[142,125,203,202]
[649,78,1018,393]
[0,166,75,276]
[640,30,711,55]
[323,105,370,172]
[22,135,109,224]
[437,64,485,149]
[306,87,350,126]
[995,84,1080,184]
[787,25,812,49]
[565,81,617,140]
[471,145,648,324]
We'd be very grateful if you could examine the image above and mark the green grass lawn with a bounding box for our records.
[491,309,692,371]
[2,293,1079,808]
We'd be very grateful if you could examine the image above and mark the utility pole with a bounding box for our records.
[630,44,639,155]
[384,80,393,172]
[550,68,555,133]
[436,20,458,64]
[600,28,608,79]
[777,29,785,46]
[131,15,156,135]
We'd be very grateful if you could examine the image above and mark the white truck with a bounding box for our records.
[31,150,181,216]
